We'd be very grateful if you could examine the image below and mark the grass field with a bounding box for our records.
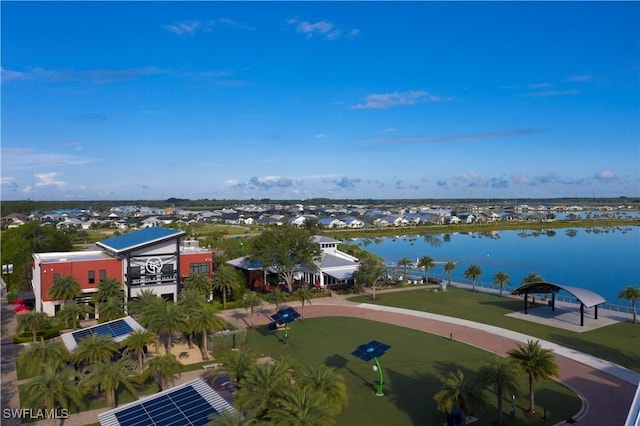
[348,288,640,372]
[243,317,581,426]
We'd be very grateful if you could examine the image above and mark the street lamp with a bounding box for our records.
[511,394,516,418]
[1,263,13,290]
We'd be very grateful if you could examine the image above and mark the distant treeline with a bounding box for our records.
[1,197,639,216]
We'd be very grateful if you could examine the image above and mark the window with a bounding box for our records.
[161,264,174,275]
[88,270,95,284]
[99,270,107,281]
[129,266,141,280]
[189,262,210,275]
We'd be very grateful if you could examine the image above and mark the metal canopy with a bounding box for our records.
[511,281,606,308]
[271,307,300,325]
[351,340,391,362]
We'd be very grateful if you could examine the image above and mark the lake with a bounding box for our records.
[343,225,640,306]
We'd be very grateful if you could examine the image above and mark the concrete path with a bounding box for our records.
[3,287,638,426]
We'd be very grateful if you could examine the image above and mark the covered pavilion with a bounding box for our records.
[511,281,606,327]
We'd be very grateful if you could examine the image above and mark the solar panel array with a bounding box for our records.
[114,384,216,426]
[351,340,391,362]
[72,319,133,344]
[271,307,300,324]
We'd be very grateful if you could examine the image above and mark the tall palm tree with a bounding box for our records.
[208,409,258,426]
[91,277,125,304]
[396,257,413,277]
[241,291,262,329]
[619,285,640,323]
[17,311,51,343]
[128,289,162,323]
[72,333,119,366]
[267,288,289,311]
[147,300,187,356]
[48,274,82,306]
[57,301,94,330]
[299,364,348,415]
[267,385,335,426]
[464,264,483,292]
[212,265,242,309]
[144,354,183,390]
[18,338,70,376]
[417,255,435,284]
[477,356,520,426]
[216,349,256,386]
[443,261,457,286]
[83,357,139,408]
[493,271,510,297]
[121,328,157,372]
[178,288,207,349]
[433,369,485,421]
[522,272,544,284]
[22,362,84,417]
[293,286,312,321]
[190,304,226,360]
[97,296,125,323]
[507,340,560,414]
[183,274,212,300]
[236,357,295,418]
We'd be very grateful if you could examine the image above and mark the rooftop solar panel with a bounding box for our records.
[351,340,391,362]
[71,318,134,344]
[271,307,300,324]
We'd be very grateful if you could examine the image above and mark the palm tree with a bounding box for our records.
[293,286,312,321]
[208,409,259,426]
[122,328,157,372]
[91,277,124,304]
[57,301,94,330]
[464,264,483,292]
[183,274,212,300]
[236,357,295,418]
[18,338,70,376]
[477,356,520,426]
[267,385,335,426]
[241,291,262,328]
[433,369,485,421]
[216,349,256,386]
[97,296,125,323]
[48,274,81,306]
[493,271,510,297]
[299,364,348,415]
[619,285,640,323]
[267,288,289,311]
[507,340,560,415]
[17,310,51,343]
[22,362,84,418]
[72,333,119,365]
[443,261,457,287]
[212,265,242,309]
[144,354,183,390]
[128,289,162,322]
[83,357,139,408]
[147,300,187,356]
[178,288,207,349]
[417,255,435,284]
[190,304,226,360]
[396,257,413,277]
[522,272,544,284]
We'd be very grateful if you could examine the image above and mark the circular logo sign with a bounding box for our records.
[145,257,164,274]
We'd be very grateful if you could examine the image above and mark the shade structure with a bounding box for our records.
[270,307,300,325]
[351,340,391,362]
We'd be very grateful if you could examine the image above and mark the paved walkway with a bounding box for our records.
[3,287,638,426]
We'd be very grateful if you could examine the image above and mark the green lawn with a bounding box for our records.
[348,288,640,372]
[244,317,581,426]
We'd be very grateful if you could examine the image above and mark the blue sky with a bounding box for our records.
[2,1,638,201]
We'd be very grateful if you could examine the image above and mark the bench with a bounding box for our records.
[201,363,222,370]
[179,351,189,359]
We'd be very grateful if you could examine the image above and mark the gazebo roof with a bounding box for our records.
[511,281,606,308]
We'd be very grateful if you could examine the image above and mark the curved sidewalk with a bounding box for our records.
[235,292,638,426]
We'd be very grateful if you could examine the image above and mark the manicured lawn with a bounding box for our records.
[348,288,640,372]
[244,317,581,426]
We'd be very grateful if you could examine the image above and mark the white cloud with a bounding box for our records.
[34,172,66,188]
[526,89,580,97]
[164,19,213,35]
[595,170,616,182]
[288,18,359,40]
[565,75,592,82]
[351,90,431,109]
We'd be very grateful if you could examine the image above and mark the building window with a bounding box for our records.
[161,264,174,275]
[129,266,141,280]
[99,270,107,282]
[189,262,210,275]
[88,271,95,284]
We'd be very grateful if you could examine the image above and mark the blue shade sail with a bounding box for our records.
[351,340,391,362]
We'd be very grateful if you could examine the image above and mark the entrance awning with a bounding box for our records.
[324,268,357,280]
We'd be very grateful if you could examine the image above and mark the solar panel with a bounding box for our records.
[270,307,300,324]
[351,340,391,362]
[114,385,217,426]
[72,318,134,344]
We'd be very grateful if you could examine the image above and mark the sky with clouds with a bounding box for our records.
[1,1,638,201]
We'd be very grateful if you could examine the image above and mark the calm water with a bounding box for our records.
[344,226,640,305]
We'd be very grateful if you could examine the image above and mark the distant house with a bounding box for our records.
[318,217,346,229]
[340,216,365,229]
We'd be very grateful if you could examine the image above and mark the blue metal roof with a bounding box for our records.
[97,227,186,254]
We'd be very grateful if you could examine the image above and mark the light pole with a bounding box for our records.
[1,263,13,291]
[511,394,516,418]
